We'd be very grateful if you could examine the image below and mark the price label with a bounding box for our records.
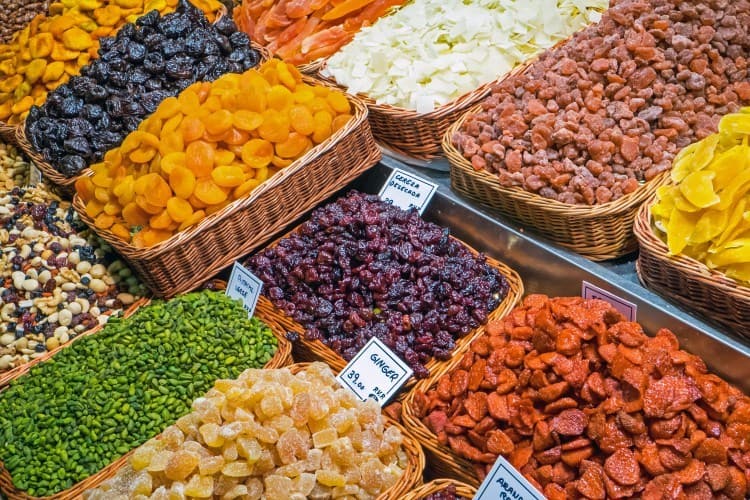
[226,262,263,318]
[336,337,412,406]
[475,455,545,500]
[582,281,637,322]
[29,164,42,186]
[378,168,437,214]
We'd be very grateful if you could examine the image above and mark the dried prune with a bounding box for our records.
[126,42,147,62]
[63,137,92,157]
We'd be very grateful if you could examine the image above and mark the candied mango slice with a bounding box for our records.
[232,110,263,131]
[672,135,719,182]
[719,113,750,136]
[691,208,730,245]
[679,170,719,208]
[211,165,245,187]
[194,178,228,205]
[166,197,193,223]
[241,139,274,169]
[186,141,215,178]
[666,207,700,255]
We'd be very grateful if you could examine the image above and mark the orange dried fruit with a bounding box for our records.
[332,114,352,132]
[129,146,157,164]
[234,178,261,198]
[122,202,150,226]
[289,105,315,136]
[85,200,105,219]
[258,110,290,143]
[232,110,263,131]
[185,141,215,178]
[326,92,351,114]
[94,187,110,204]
[214,149,235,166]
[178,89,202,116]
[144,174,172,207]
[222,128,250,146]
[113,175,135,205]
[154,96,181,120]
[193,178,228,205]
[272,156,294,168]
[204,109,233,136]
[188,194,208,209]
[205,200,230,215]
[268,85,294,111]
[309,97,332,114]
[91,172,113,188]
[313,110,333,144]
[94,213,115,230]
[135,195,164,215]
[149,210,174,230]
[241,139,274,168]
[178,210,206,231]
[103,202,121,216]
[275,132,310,159]
[162,113,184,135]
[159,131,184,156]
[211,165,245,187]
[161,152,186,175]
[181,116,206,143]
[110,223,130,241]
[169,166,197,200]
[293,84,315,104]
[76,176,96,201]
[166,197,193,222]
[137,228,172,247]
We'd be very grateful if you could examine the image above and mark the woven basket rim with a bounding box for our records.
[251,220,524,386]
[444,103,672,217]
[0,287,292,500]
[402,478,477,500]
[70,84,369,257]
[634,197,750,300]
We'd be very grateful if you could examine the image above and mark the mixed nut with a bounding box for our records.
[0,141,32,189]
[0,186,146,371]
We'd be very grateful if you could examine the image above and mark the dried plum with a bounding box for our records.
[25,0,261,177]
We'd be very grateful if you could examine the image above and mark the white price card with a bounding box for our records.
[336,337,413,406]
[226,262,263,318]
[378,168,437,215]
[475,455,545,500]
[29,164,42,186]
[582,281,637,322]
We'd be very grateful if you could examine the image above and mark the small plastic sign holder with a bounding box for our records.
[226,262,263,318]
[336,336,413,406]
[378,168,438,214]
[582,281,637,322]
[475,455,545,500]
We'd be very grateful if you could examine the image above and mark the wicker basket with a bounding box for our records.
[634,198,750,340]
[287,362,425,500]
[402,478,477,500]
[14,40,270,198]
[445,105,672,261]
[0,123,17,146]
[249,223,524,396]
[72,91,379,298]
[401,353,487,487]
[0,295,292,500]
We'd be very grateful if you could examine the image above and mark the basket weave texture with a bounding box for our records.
[287,362,426,500]
[445,104,671,261]
[14,41,269,198]
[0,123,17,146]
[250,223,524,396]
[0,294,292,500]
[71,91,379,298]
[634,198,750,340]
[402,478,477,500]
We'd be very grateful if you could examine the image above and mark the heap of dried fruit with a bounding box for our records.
[84,363,407,499]
[414,295,750,499]
[0,186,147,372]
[235,0,406,65]
[453,0,750,205]
[424,484,470,500]
[75,59,351,247]
[25,0,260,177]
[247,191,509,378]
[0,0,223,125]
[0,141,33,189]
[326,0,606,112]
[652,108,750,284]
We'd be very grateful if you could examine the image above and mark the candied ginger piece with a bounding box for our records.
[222,461,253,478]
[237,437,263,462]
[199,422,225,448]
[184,475,214,498]
[265,475,293,500]
[293,472,316,495]
[147,450,173,472]
[277,428,312,464]
[164,450,199,481]
[316,469,347,487]
[198,454,225,475]
[313,428,338,449]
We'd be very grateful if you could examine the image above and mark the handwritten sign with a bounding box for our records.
[475,455,545,500]
[378,168,437,214]
[336,337,412,406]
[226,262,263,318]
[29,164,42,186]
[582,281,637,322]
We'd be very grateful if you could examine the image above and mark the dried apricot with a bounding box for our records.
[211,165,245,187]
[204,109,233,136]
[169,166,197,200]
[275,133,310,159]
[122,202,150,226]
[110,223,131,241]
[234,178,261,198]
[178,89,202,116]
[289,105,315,136]
[312,111,333,144]
[150,210,173,230]
[326,92,350,114]
[232,110,263,131]
[160,152,186,175]
[185,141,215,178]
[143,175,172,207]
[258,110,290,143]
[178,210,206,231]
[268,85,294,111]
[193,178,228,205]
[94,213,115,230]
[332,114,352,132]
[241,139,274,168]
[166,197,193,223]
[180,117,206,143]
[222,128,250,146]
[159,131,184,157]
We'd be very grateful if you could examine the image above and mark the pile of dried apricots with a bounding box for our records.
[75,59,353,248]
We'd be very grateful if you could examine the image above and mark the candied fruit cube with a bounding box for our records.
[264,475,293,500]
[312,428,337,449]
[164,450,199,481]
[199,423,225,448]
[221,461,252,478]
[184,475,214,498]
[316,469,346,487]
[198,454,225,476]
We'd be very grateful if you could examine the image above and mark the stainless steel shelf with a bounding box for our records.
[348,156,750,392]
